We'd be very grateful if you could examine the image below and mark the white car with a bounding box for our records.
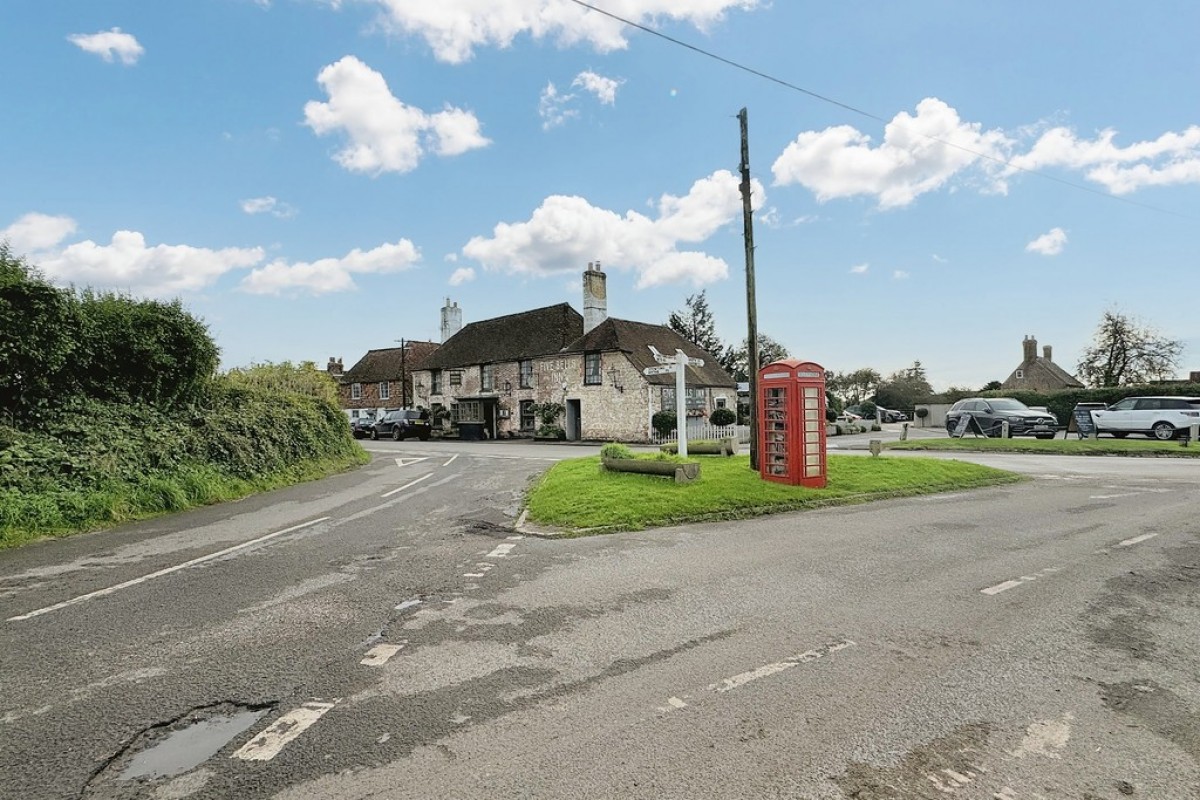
[1090,396,1200,440]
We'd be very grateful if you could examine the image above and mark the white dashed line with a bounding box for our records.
[708,641,855,694]
[381,473,433,498]
[360,643,405,667]
[486,543,516,558]
[7,518,330,622]
[980,565,1064,597]
[232,700,336,761]
[443,454,459,467]
[981,580,1025,596]
[1117,533,1158,548]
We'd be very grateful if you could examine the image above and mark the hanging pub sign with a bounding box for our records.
[757,359,827,488]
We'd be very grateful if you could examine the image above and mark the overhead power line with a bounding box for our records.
[566,0,1194,221]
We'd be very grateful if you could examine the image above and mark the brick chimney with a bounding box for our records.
[326,356,343,376]
[583,261,607,334]
[1042,345,1052,362]
[440,297,462,343]
[1023,335,1037,363]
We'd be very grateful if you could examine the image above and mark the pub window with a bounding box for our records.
[449,369,463,386]
[481,364,494,392]
[519,360,533,389]
[351,382,362,400]
[519,400,536,431]
[584,352,602,385]
[430,369,442,395]
[452,400,483,423]
[379,382,390,401]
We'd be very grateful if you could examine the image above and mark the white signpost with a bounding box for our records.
[645,346,704,458]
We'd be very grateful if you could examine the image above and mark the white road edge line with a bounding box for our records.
[360,643,405,667]
[1117,533,1158,548]
[7,517,330,622]
[231,700,336,761]
[381,473,433,498]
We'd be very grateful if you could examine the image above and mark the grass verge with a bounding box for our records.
[524,454,1021,535]
[887,436,1200,457]
[0,448,370,550]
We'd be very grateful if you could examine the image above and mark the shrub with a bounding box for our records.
[600,442,634,459]
[536,424,565,440]
[651,410,677,437]
[825,408,838,422]
[709,407,736,427]
[859,401,878,419]
[915,407,929,419]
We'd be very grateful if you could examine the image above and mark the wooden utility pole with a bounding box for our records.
[738,108,760,470]
[395,338,408,408]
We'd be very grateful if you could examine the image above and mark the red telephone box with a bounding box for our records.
[758,359,828,488]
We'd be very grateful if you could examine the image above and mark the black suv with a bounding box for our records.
[370,409,432,441]
[945,397,1059,439]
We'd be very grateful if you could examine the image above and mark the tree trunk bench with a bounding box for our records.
[601,457,700,483]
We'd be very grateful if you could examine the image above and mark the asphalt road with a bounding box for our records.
[1,439,1198,799]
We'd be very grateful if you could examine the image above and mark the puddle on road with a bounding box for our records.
[120,709,266,780]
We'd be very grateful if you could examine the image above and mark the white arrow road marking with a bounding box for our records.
[7,518,330,622]
[381,473,433,498]
[232,700,336,762]
[443,454,459,467]
[394,457,430,468]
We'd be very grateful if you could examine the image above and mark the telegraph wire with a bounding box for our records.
[566,0,1195,221]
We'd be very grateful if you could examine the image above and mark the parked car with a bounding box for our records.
[350,414,376,440]
[945,397,1059,439]
[1090,396,1200,440]
[370,408,432,441]
[880,409,908,423]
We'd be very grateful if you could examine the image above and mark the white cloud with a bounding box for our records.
[303,56,489,175]
[240,240,421,294]
[772,98,1013,209]
[350,0,759,64]
[932,254,948,263]
[462,169,763,289]
[448,266,476,285]
[67,28,144,65]
[1026,227,1068,256]
[1,213,78,253]
[849,263,868,274]
[240,196,297,219]
[1007,125,1200,194]
[893,270,910,280]
[538,82,578,130]
[572,70,621,105]
[37,231,264,296]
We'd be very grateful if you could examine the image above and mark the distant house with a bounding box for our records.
[1000,336,1084,392]
[338,341,440,419]
[411,264,736,441]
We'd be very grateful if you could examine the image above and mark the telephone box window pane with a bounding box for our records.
[804,387,819,398]
[806,466,822,477]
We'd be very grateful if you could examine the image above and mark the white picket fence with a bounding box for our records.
[650,423,752,445]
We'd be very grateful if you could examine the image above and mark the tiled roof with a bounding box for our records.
[343,341,440,382]
[420,303,584,369]
[562,318,735,387]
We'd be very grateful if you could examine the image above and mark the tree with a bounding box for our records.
[225,361,339,405]
[982,380,1002,391]
[873,361,934,411]
[667,290,727,362]
[1077,309,1183,387]
[722,334,789,382]
[829,368,881,405]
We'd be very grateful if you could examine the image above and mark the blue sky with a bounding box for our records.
[3,1,1198,391]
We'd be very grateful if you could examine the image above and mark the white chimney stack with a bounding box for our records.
[582,261,607,334]
[440,297,462,343]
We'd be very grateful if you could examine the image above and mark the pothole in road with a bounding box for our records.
[86,702,271,794]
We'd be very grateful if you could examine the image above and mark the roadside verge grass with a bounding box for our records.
[524,454,1021,535]
[887,436,1200,457]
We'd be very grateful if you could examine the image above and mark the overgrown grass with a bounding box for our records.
[887,436,1200,457]
[525,454,1021,534]
[0,450,369,549]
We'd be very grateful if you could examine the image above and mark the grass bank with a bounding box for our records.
[524,454,1021,535]
[887,436,1200,457]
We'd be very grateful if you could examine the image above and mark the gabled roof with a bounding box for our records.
[420,303,584,370]
[562,317,735,387]
[1003,356,1084,389]
[343,341,439,383]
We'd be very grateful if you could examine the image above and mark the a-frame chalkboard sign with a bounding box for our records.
[950,413,986,438]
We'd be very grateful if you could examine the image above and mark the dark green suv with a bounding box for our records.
[370,409,432,441]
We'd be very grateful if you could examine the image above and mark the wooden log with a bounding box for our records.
[602,457,700,483]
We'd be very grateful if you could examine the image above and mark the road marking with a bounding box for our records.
[981,580,1024,596]
[361,643,405,666]
[1090,492,1141,499]
[394,457,429,468]
[1011,712,1073,759]
[394,599,422,612]
[443,454,459,467]
[231,700,336,761]
[486,543,516,558]
[708,641,854,694]
[7,518,330,622]
[1117,533,1158,548]
[381,473,433,498]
